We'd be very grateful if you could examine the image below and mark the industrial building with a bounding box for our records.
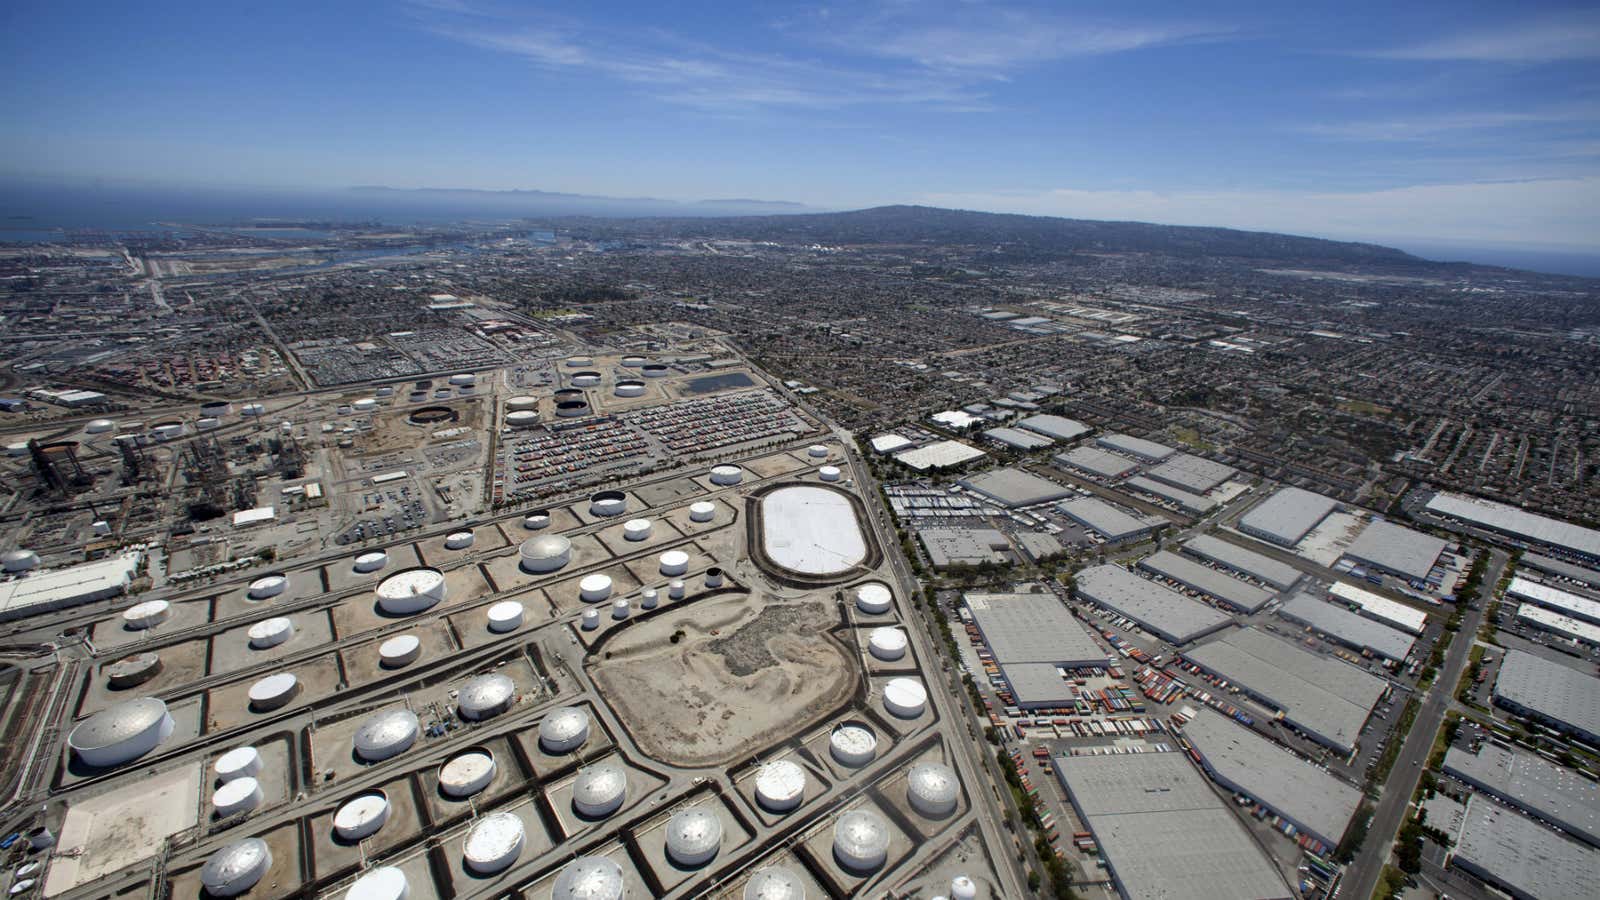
[1328,581,1428,634]
[1057,496,1164,542]
[1182,628,1388,754]
[1426,491,1600,563]
[1122,475,1216,515]
[1341,519,1450,583]
[981,427,1052,451]
[1516,603,1600,649]
[1094,433,1177,463]
[1053,445,1139,481]
[1237,486,1341,547]
[1277,594,1417,662]
[916,528,1010,568]
[1450,795,1598,900]
[1521,554,1600,590]
[964,592,1105,667]
[1136,550,1275,613]
[1144,453,1235,495]
[957,468,1074,508]
[1015,414,1090,443]
[0,551,142,622]
[1443,741,1600,847]
[1181,534,1303,591]
[1074,564,1234,645]
[1507,575,1600,627]
[1492,650,1600,745]
[1181,709,1362,848]
[891,439,988,471]
[1051,751,1292,900]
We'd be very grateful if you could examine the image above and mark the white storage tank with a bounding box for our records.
[665,808,723,868]
[353,398,378,413]
[754,760,807,813]
[378,634,422,668]
[668,580,685,600]
[709,465,743,486]
[439,748,496,799]
[4,442,29,458]
[614,379,646,398]
[807,444,829,458]
[640,589,659,609]
[506,410,540,429]
[519,534,572,573]
[833,810,890,874]
[487,601,525,633]
[462,812,524,875]
[247,617,294,649]
[247,672,299,711]
[539,706,590,754]
[506,395,539,411]
[829,724,877,768]
[200,838,271,897]
[1,549,39,572]
[449,372,476,386]
[744,867,807,900]
[869,627,908,661]
[883,678,928,719]
[641,363,668,378]
[196,417,221,431]
[566,357,594,368]
[572,762,628,818]
[354,551,388,573]
[376,568,447,615]
[611,599,630,620]
[570,371,602,388]
[622,518,652,541]
[907,763,960,818]
[589,490,627,517]
[457,673,516,721]
[333,791,391,841]
[240,402,266,417]
[212,776,264,817]
[704,567,724,589]
[581,609,600,630]
[214,746,262,783]
[86,418,115,434]
[688,501,716,522]
[854,583,893,615]
[950,875,979,899]
[67,697,174,767]
[353,709,420,762]
[579,574,613,603]
[444,531,475,549]
[553,857,624,900]
[658,550,689,576]
[248,575,287,600]
[152,422,186,441]
[121,599,170,630]
[345,866,408,900]
[818,465,842,482]
[521,511,550,530]
[620,355,645,368]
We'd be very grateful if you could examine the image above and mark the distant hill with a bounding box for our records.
[346,186,814,217]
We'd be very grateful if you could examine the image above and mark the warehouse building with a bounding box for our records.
[892,439,988,471]
[1443,741,1600,848]
[1182,628,1388,754]
[1054,446,1139,481]
[1277,594,1417,662]
[1016,414,1091,443]
[1051,752,1292,900]
[1095,432,1178,463]
[1328,581,1428,634]
[1122,475,1216,515]
[1137,550,1275,613]
[0,552,143,622]
[1425,491,1600,564]
[1515,604,1600,649]
[1182,534,1303,591]
[1057,496,1165,542]
[1450,795,1597,900]
[1074,564,1234,645]
[1507,576,1600,627]
[982,427,1052,451]
[1145,453,1235,494]
[1521,554,1600,590]
[958,467,1074,508]
[1237,486,1341,547]
[1000,662,1077,709]
[965,590,1107,709]
[1341,519,1450,583]
[1181,709,1362,848]
[1492,650,1600,745]
[916,528,1010,568]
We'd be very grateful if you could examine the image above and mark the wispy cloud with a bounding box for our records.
[1300,105,1600,141]
[1375,12,1600,62]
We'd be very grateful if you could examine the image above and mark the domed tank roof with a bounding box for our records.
[829,723,877,767]
[520,534,572,560]
[200,838,271,897]
[665,808,723,867]
[539,706,590,754]
[854,582,893,614]
[950,875,978,899]
[552,856,624,900]
[572,762,628,818]
[344,866,408,900]
[754,760,807,812]
[353,709,420,761]
[744,866,807,900]
[67,697,170,753]
[439,748,497,798]
[1,549,40,572]
[457,673,516,720]
[462,811,525,874]
[907,762,960,817]
[832,809,890,873]
[869,627,908,660]
[375,568,447,614]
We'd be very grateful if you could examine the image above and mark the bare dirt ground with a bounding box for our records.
[591,593,855,767]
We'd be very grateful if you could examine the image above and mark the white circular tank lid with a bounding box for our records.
[379,634,421,661]
[487,600,524,623]
[248,575,287,597]
[439,749,496,798]
[689,500,716,516]
[333,791,391,841]
[623,517,651,533]
[951,874,978,899]
[579,573,612,592]
[445,530,474,547]
[214,746,262,782]
[830,724,877,762]
[344,866,408,900]
[462,811,525,872]
[122,599,170,626]
[659,549,689,567]
[665,808,723,863]
[884,678,927,715]
[870,627,908,657]
[755,760,807,808]
[808,444,829,457]
[355,551,388,572]
[744,866,807,900]
[248,672,298,704]
[553,857,624,900]
[212,777,262,814]
[200,838,271,896]
[247,616,293,645]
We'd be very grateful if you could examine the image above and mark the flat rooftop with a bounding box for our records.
[1495,649,1600,740]
[1342,519,1449,581]
[1238,486,1340,547]
[916,528,1009,567]
[1426,491,1600,561]
[1057,496,1164,541]
[1144,453,1235,494]
[1328,581,1428,634]
[1123,475,1216,515]
[965,591,1106,666]
[1278,594,1417,662]
[958,467,1074,508]
[892,439,988,471]
[1095,432,1178,462]
[1016,414,1091,442]
[982,427,1053,450]
[1075,564,1234,644]
[1509,575,1600,626]
[759,485,865,575]
[1002,662,1077,707]
[1452,795,1598,900]
[1055,445,1140,480]
[1137,550,1275,613]
[1052,752,1291,900]
[1517,603,1600,647]
[1182,534,1303,590]
[1444,741,1600,847]
[1522,554,1600,589]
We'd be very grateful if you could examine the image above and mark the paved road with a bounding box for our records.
[1341,548,1502,900]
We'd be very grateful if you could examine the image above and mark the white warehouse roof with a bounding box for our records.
[0,552,142,622]
[1238,486,1340,547]
[1426,491,1600,561]
[1328,581,1428,634]
[1342,519,1449,582]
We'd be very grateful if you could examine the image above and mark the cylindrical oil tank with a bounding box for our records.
[379,634,422,668]
[704,567,724,589]
[950,875,978,899]
[200,838,271,897]
[449,373,476,386]
[570,371,602,387]
[121,599,170,630]
[869,627,907,661]
[439,748,496,799]
[854,583,893,615]
[247,672,299,711]
[506,395,538,411]
[66,695,172,762]
[196,417,221,431]
[572,762,628,818]
[640,589,659,609]
[665,808,723,868]
[581,609,600,630]
[688,501,716,522]
[829,724,877,768]
[642,363,668,378]
[353,709,420,762]
[807,444,829,459]
[614,379,646,398]
[553,857,624,900]
[353,398,378,413]
[566,357,594,368]
[620,355,645,368]
[487,601,524,633]
[611,599,629,620]
[539,706,590,754]
[1,549,39,572]
[457,673,516,721]
[622,518,652,541]
[86,418,115,434]
[519,534,572,573]
[658,550,689,576]
[152,422,185,441]
[555,399,590,418]
[240,402,266,417]
[345,866,408,900]
[444,531,474,550]
[818,465,842,482]
[589,490,626,517]
[354,551,388,573]
[833,810,890,873]
[248,575,287,600]
[106,652,162,689]
[506,410,540,429]
[521,511,550,530]
[200,401,232,417]
[744,867,807,900]
[462,812,524,875]
[907,763,960,818]
[334,791,390,841]
[247,616,294,649]
[883,678,928,719]
[25,828,52,850]
[376,568,447,615]
[709,465,742,486]
[668,579,685,600]
[212,776,264,817]
[579,574,613,603]
[4,442,29,458]
[754,760,807,813]
[214,746,262,783]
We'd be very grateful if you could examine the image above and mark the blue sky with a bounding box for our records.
[3,0,1598,250]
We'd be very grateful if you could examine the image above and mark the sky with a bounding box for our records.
[2,0,1598,253]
